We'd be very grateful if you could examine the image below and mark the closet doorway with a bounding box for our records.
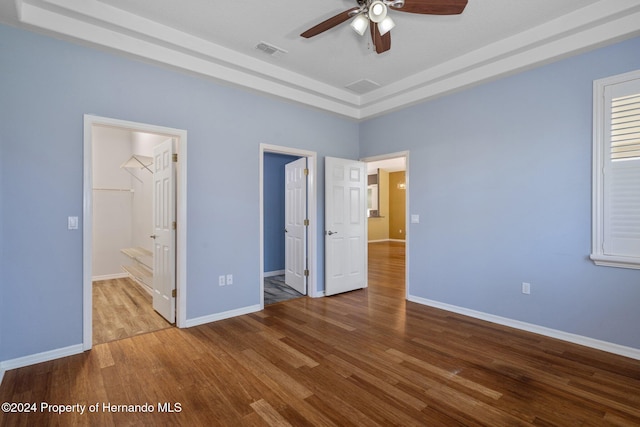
[259,144,318,307]
[263,153,311,305]
[83,115,187,350]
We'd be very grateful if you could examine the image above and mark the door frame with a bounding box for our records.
[82,115,188,350]
[360,151,410,299]
[259,144,318,307]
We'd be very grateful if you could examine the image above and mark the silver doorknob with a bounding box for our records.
[326,230,338,235]
[150,234,157,239]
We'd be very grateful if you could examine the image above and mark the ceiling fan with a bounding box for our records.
[300,0,468,54]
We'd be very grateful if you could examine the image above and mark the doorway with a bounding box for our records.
[83,115,188,350]
[263,152,304,305]
[362,153,409,299]
[260,144,318,307]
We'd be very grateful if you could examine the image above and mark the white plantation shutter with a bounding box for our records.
[592,70,640,269]
[610,94,640,160]
[604,161,640,255]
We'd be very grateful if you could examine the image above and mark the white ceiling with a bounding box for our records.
[2,0,640,119]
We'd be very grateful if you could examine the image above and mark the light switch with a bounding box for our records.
[68,216,79,230]
[410,214,420,224]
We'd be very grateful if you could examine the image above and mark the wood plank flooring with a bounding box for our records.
[93,277,172,345]
[1,242,639,426]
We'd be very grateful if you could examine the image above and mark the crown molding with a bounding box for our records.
[12,0,640,120]
[359,0,640,118]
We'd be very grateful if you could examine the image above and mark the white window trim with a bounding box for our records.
[591,69,640,270]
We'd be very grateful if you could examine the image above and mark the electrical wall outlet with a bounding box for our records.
[226,274,233,285]
[522,282,531,294]
[219,275,226,286]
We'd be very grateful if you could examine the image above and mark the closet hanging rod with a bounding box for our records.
[121,155,153,173]
[120,155,153,184]
[92,188,134,192]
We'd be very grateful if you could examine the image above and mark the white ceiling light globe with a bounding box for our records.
[368,1,387,23]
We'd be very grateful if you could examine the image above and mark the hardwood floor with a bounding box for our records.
[1,242,639,426]
[93,277,172,345]
[368,240,406,292]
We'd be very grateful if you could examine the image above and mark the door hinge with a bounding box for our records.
[304,168,309,176]
[304,269,309,277]
[304,219,309,226]
[172,221,177,230]
[172,289,177,298]
[172,153,178,162]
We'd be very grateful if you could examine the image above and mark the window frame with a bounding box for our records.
[591,69,640,270]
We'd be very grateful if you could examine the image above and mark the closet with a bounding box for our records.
[92,127,163,293]
[119,154,153,291]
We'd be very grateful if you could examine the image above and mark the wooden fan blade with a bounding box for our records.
[370,23,391,54]
[390,0,467,15]
[301,7,360,38]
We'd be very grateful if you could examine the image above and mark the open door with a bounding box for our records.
[152,138,176,323]
[285,157,308,295]
[325,157,367,296]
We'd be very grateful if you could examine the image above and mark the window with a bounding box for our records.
[591,70,640,269]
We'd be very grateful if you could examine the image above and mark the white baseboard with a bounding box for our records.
[0,344,85,383]
[408,295,640,361]
[264,270,285,278]
[92,273,129,281]
[185,304,261,328]
[131,279,153,296]
[309,289,326,298]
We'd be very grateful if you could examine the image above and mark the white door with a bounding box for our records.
[325,157,367,296]
[152,138,176,323]
[285,158,307,295]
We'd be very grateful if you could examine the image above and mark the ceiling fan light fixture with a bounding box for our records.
[368,1,387,23]
[378,15,395,36]
[351,13,369,36]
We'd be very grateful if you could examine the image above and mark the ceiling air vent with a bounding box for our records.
[345,79,381,94]
[255,41,288,57]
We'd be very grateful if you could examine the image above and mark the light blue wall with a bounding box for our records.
[360,36,640,349]
[0,24,358,360]
[0,130,3,359]
[263,153,300,273]
[1,21,639,363]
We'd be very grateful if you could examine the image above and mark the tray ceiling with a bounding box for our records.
[1,0,639,119]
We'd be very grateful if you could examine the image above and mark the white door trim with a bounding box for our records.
[83,115,188,351]
[360,151,410,299]
[259,144,318,308]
